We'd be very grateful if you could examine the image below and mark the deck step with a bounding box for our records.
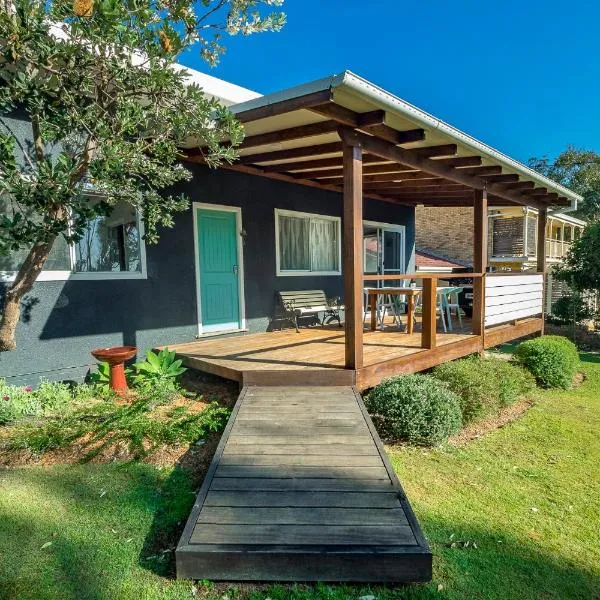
[176,386,432,582]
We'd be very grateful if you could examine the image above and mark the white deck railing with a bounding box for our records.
[484,273,544,327]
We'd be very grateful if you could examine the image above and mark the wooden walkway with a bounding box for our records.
[176,386,432,582]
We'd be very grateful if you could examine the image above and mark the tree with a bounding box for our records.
[0,0,285,351]
[528,147,600,221]
[555,220,600,293]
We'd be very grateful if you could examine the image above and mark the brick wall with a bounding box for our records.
[415,206,474,265]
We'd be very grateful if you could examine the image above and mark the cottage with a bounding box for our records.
[1,70,582,391]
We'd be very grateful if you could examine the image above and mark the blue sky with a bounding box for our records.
[180,0,599,164]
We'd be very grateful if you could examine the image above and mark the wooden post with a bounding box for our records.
[537,207,548,335]
[342,134,363,370]
[472,188,488,337]
[421,277,437,349]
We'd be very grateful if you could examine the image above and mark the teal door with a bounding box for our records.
[196,208,241,332]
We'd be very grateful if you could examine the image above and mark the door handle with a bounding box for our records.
[233,265,239,275]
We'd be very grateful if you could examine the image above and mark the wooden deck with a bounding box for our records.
[169,323,481,390]
[176,386,432,582]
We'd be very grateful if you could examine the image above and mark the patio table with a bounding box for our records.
[365,287,422,335]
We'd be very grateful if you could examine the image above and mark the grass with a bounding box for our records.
[1,353,600,599]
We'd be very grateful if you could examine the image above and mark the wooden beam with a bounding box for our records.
[502,181,535,190]
[529,188,548,196]
[265,154,386,173]
[458,165,502,176]
[311,104,426,145]
[233,90,333,123]
[341,135,364,370]
[472,188,488,337]
[537,207,547,275]
[239,120,340,149]
[421,277,437,350]
[370,184,468,194]
[363,178,448,189]
[439,156,482,168]
[238,142,342,165]
[412,144,458,158]
[309,165,421,180]
[344,130,541,208]
[537,207,548,335]
[476,173,519,183]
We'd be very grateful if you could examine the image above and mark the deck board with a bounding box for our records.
[176,386,432,582]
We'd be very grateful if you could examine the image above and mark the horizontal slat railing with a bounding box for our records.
[484,272,544,327]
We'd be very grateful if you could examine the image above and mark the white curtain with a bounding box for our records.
[310,217,338,272]
[279,215,310,271]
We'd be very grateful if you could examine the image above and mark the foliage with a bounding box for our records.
[550,293,595,324]
[432,355,536,424]
[3,378,230,458]
[132,348,186,387]
[554,220,600,296]
[528,147,600,220]
[0,377,76,424]
[365,374,462,446]
[0,0,285,350]
[514,335,580,389]
[87,361,111,388]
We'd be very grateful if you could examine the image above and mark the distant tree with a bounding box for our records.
[0,0,285,351]
[528,147,600,220]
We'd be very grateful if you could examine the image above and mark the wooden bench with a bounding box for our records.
[278,290,343,332]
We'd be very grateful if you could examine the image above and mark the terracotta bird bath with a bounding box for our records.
[91,346,137,395]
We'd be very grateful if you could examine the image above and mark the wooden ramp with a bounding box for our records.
[176,386,432,582]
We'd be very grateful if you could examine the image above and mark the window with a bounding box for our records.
[73,201,143,275]
[275,209,341,276]
[0,198,146,282]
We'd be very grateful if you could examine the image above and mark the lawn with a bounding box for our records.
[1,353,599,600]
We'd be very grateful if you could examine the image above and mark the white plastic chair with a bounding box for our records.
[443,286,464,331]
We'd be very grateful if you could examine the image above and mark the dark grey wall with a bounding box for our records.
[1,163,415,386]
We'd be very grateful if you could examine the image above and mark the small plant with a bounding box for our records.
[87,362,112,388]
[432,356,536,424]
[132,348,186,387]
[514,335,580,389]
[0,380,39,424]
[365,374,462,446]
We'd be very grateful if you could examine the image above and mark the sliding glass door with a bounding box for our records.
[363,222,406,287]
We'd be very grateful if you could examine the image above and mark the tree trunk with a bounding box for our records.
[0,239,55,352]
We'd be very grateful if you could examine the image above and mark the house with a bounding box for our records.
[1,70,582,390]
[416,204,585,314]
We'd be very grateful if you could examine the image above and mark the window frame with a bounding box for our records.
[274,208,342,277]
[0,208,147,283]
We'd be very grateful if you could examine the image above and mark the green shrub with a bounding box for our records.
[0,380,39,424]
[514,335,580,389]
[432,356,536,424]
[132,348,186,388]
[365,374,462,446]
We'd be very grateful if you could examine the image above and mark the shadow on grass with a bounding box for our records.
[2,464,599,600]
[580,351,600,365]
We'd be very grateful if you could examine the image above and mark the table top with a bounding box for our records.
[365,286,464,295]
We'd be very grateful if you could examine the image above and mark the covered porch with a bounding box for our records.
[178,71,578,389]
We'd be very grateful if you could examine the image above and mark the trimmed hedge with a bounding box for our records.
[432,356,535,424]
[365,374,462,446]
[514,335,580,389]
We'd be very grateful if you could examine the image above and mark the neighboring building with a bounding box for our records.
[488,207,585,271]
[415,206,474,265]
[415,249,466,273]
